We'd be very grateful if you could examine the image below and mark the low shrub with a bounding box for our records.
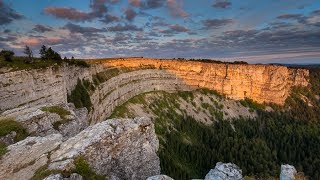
[41,106,72,130]
[41,106,70,118]
[240,98,265,110]
[66,59,90,68]
[67,79,92,112]
[73,156,105,180]
[0,118,29,142]
[0,142,7,157]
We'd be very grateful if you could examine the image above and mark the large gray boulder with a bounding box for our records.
[280,164,297,180]
[50,117,160,180]
[0,133,62,180]
[205,162,243,180]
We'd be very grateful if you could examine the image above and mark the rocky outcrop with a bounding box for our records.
[1,103,89,139]
[50,117,160,180]
[147,175,174,180]
[0,117,160,180]
[0,131,16,146]
[44,173,83,180]
[280,164,297,180]
[204,162,243,180]
[0,134,62,180]
[104,58,309,104]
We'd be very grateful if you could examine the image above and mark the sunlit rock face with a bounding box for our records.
[0,58,309,123]
[104,58,309,104]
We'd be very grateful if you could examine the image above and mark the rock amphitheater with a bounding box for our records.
[0,58,309,179]
[0,58,309,123]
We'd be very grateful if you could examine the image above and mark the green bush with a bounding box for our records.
[0,50,14,62]
[92,68,121,85]
[65,59,90,68]
[31,164,71,180]
[68,79,92,112]
[0,118,29,142]
[198,88,223,99]
[32,156,105,180]
[0,142,7,157]
[240,98,265,110]
[41,106,70,118]
[178,91,194,101]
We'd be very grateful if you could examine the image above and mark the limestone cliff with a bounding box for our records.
[0,64,103,112]
[102,58,309,104]
[0,59,309,123]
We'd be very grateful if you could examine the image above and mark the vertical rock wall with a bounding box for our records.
[103,58,309,104]
[0,64,103,112]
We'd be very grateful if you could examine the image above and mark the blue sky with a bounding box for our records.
[0,0,320,63]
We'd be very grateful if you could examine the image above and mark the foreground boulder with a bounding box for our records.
[0,134,62,180]
[205,162,243,180]
[44,173,83,180]
[147,175,174,180]
[280,164,297,180]
[50,117,160,180]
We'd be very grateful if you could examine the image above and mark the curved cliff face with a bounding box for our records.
[0,59,309,123]
[89,69,191,123]
[102,58,309,104]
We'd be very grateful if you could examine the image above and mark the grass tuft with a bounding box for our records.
[0,118,29,142]
[73,156,105,180]
[41,106,72,130]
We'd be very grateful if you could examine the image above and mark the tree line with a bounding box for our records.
[0,45,76,63]
[0,45,90,68]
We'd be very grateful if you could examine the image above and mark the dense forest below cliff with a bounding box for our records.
[111,67,320,179]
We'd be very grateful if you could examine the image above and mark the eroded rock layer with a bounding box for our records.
[0,58,309,123]
[0,65,103,112]
[89,69,191,123]
[102,58,309,104]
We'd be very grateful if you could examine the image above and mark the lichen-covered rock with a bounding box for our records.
[280,164,297,180]
[50,117,160,180]
[205,162,243,180]
[0,131,16,146]
[44,174,64,180]
[1,105,61,136]
[44,173,83,180]
[58,106,88,139]
[147,175,174,180]
[2,103,89,139]
[0,133,62,180]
